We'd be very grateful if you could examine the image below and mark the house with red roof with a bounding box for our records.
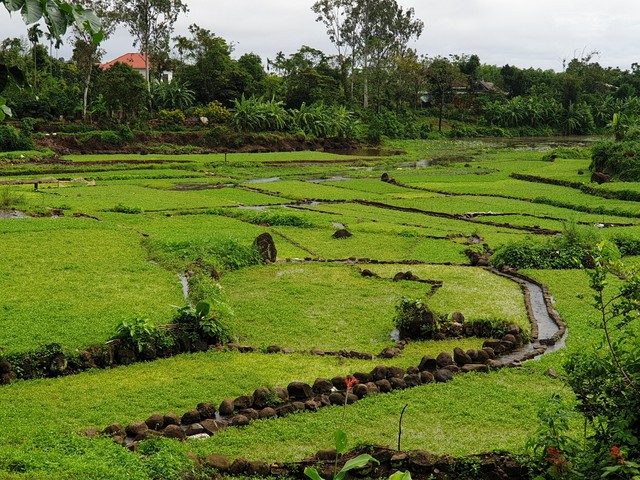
[99,53,172,83]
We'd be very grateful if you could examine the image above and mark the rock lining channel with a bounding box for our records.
[89,264,567,453]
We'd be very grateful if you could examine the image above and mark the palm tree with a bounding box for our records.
[27,24,43,93]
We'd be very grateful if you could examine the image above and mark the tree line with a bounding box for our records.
[4,0,640,139]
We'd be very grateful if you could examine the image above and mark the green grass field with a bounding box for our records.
[0,138,631,479]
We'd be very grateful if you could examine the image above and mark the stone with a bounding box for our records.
[544,369,559,379]
[310,348,325,355]
[406,366,420,375]
[353,372,372,384]
[145,414,164,431]
[312,378,333,395]
[259,407,277,419]
[275,404,295,417]
[206,453,231,472]
[461,364,489,374]
[304,399,322,411]
[500,340,515,351]
[591,171,611,184]
[332,229,353,239]
[218,398,235,416]
[420,371,435,384]
[188,433,210,441]
[451,311,465,323]
[475,349,490,364]
[346,393,358,404]
[375,379,392,393]
[370,365,389,381]
[329,392,345,405]
[201,419,225,435]
[483,339,504,353]
[331,376,347,391]
[233,395,254,410]
[387,366,405,379]
[274,386,289,401]
[254,233,277,262]
[502,334,517,344]
[253,386,276,409]
[185,423,205,436]
[436,352,454,368]
[444,364,460,373]
[360,269,380,278]
[103,423,125,438]
[381,172,390,182]
[365,382,379,394]
[0,361,12,374]
[230,414,250,427]
[163,413,180,426]
[404,374,421,387]
[434,369,454,383]
[466,349,479,362]
[287,381,313,400]
[505,324,521,335]
[418,356,438,372]
[353,384,370,399]
[379,347,401,358]
[181,409,201,425]
[389,377,407,390]
[229,457,250,475]
[453,347,473,366]
[238,408,259,420]
[266,345,282,353]
[482,347,496,359]
[163,424,186,440]
[291,401,306,411]
[196,402,217,419]
[1,372,17,385]
[317,449,337,461]
[248,461,270,476]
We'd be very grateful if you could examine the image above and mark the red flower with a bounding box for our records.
[611,446,625,465]
[545,447,568,467]
[345,375,359,392]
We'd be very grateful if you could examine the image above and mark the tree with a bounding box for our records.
[72,0,117,120]
[113,0,188,91]
[97,61,148,120]
[0,0,102,120]
[343,0,423,109]
[425,56,459,132]
[311,0,352,102]
[312,0,423,109]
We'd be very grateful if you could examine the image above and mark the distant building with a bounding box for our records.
[99,53,173,83]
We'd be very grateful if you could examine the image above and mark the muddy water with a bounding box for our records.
[0,210,27,219]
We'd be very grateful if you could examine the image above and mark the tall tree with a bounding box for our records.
[113,0,188,90]
[313,0,423,109]
[425,56,459,132]
[72,0,117,120]
[311,0,352,102]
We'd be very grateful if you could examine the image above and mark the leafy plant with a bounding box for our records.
[113,316,158,353]
[393,296,442,340]
[173,301,232,344]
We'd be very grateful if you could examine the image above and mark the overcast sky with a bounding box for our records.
[2,0,639,72]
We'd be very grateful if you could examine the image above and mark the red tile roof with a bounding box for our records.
[99,53,150,70]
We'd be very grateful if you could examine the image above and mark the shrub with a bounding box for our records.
[0,125,20,152]
[490,239,587,270]
[113,316,159,353]
[158,109,186,127]
[109,203,143,214]
[393,297,442,340]
[611,234,640,256]
[172,301,232,344]
[194,101,232,124]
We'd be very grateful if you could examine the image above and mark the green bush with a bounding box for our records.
[0,125,20,152]
[590,140,640,180]
[158,109,186,127]
[393,297,442,340]
[194,101,232,124]
[491,238,588,270]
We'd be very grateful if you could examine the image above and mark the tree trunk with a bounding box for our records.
[83,64,93,121]
[438,92,444,132]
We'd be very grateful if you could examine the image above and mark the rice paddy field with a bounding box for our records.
[0,138,636,479]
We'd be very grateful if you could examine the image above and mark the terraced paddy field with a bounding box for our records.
[0,139,637,479]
